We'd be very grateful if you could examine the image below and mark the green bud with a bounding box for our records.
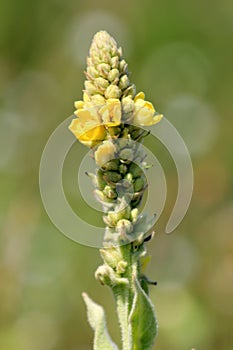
[94,189,109,203]
[102,159,120,171]
[125,173,133,182]
[100,247,122,269]
[108,68,119,82]
[105,85,121,99]
[95,265,116,286]
[129,162,143,178]
[134,177,146,192]
[103,185,117,199]
[104,171,122,184]
[97,169,107,190]
[119,163,128,175]
[119,148,134,163]
[116,260,128,274]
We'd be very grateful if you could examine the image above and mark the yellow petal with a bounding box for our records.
[134,91,145,101]
[75,107,101,123]
[99,99,121,126]
[74,100,85,109]
[69,118,106,147]
[94,140,117,167]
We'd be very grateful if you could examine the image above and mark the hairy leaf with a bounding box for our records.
[129,279,157,350]
[82,293,118,350]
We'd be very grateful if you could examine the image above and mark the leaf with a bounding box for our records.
[82,293,119,350]
[129,278,157,350]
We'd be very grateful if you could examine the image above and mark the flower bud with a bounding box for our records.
[97,63,110,77]
[86,66,98,79]
[103,185,117,199]
[119,148,134,163]
[116,260,128,274]
[123,84,136,97]
[102,159,120,171]
[105,85,121,99]
[125,173,133,182]
[130,208,139,222]
[119,59,128,73]
[95,141,117,167]
[129,162,143,178]
[95,77,109,91]
[116,219,133,234]
[108,68,119,82]
[95,265,115,286]
[97,169,107,190]
[104,171,122,184]
[134,177,146,192]
[100,247,122,269]
[119,164,128,175]
[111,56,119,68]
[90,94,106,105]
[122,96,134,114]
[119,75,130,90]
[84,81,97,94]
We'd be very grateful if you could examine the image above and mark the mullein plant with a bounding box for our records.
[69,31,163,350]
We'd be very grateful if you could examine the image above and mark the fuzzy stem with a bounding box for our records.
[113,285,132,350]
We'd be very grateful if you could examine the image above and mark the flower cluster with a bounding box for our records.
[69,30,162,147]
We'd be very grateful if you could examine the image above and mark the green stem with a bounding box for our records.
[112,244,139,350]
[113,285,132,350]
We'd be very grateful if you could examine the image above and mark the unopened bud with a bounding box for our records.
[119,148,134,163]
[86,66,98,78]
[129,162,143,178]
[103,185,117,199]
[116,260,128,274]
[95,77,109,91]
[130,208,139,222]
[105,171,122,184]
[108,68,119,82]
[97,63,110,77]
[119,163,128,175]
[105,85,121,99]
[84,81,97,94]
[102,159,120,171]
[116,219,133,234]
[119,75,130,90]
[133,177,146,192]
[111,56,119,68]
[100,247,122,269]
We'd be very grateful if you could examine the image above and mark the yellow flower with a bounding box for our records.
[133,92,163,126]
[69,98,122,147]
[69,105,106,147]
[94,140,117,167]
[99,99,121,126]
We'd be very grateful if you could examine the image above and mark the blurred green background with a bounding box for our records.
[0,0,232,349]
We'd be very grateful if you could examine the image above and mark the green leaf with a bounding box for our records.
[82,293,119,350]
[129,278,157,350]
